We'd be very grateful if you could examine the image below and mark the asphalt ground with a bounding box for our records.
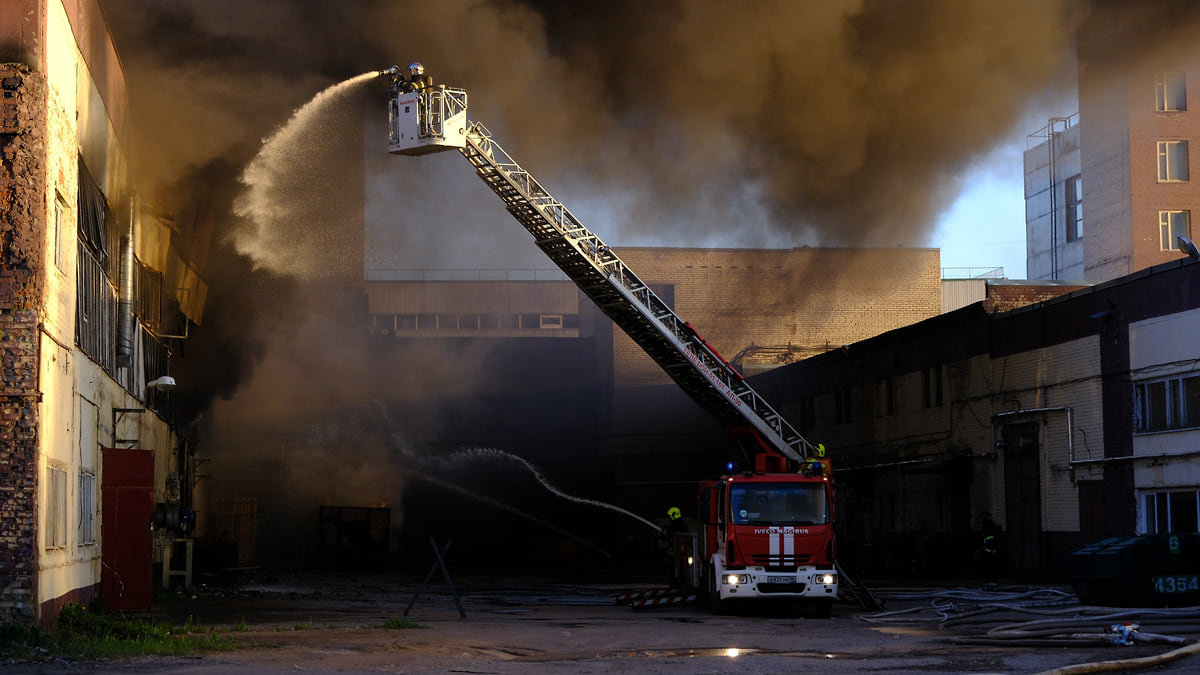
[6,571,1200,674]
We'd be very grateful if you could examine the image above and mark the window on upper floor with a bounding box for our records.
[1160,211,1191,251]
[834,387,853,425]
[1141,489,1199,534]
[1158,141,1190,182]
[1066,175,1083,242]
[1134,373,1200,432]
[76,159,116,373]
[1155,71,1187,112]
[794,395,816,434]
[921,365,943,408]
[53,192,68,272]
[876,377,895,417]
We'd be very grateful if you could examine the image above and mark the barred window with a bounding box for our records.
[76,243,117,372]
[77,158,110,267]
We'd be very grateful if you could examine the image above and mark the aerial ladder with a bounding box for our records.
[383,78,817,471]
[381,76,880,613]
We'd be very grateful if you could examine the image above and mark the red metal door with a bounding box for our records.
[101,448,155,612]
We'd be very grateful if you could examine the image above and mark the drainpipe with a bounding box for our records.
[117,202,136,367]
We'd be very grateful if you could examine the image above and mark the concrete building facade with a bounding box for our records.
[358,246,943,562]
[1,1,206,626]
[1025,19,1200,282]
[752,258,1199,579]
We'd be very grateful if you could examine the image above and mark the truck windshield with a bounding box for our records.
[729,483,828,525]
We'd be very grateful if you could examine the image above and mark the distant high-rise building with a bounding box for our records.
[1025,6,1200,281]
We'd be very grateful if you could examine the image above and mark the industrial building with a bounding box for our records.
[358,247,943,562]
[752,257,1199,579]
[4,0,1200,632]
[0,1,207,626]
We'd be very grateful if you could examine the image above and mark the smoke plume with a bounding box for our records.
[95,0,1200,558]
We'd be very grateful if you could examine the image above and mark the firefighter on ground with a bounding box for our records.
[980,512,1003,587]
[404,61,433,93]
[658,507,687,588]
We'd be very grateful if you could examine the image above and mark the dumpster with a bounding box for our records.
[1069,534,1200,607]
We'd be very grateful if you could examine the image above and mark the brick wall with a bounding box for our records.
[0,64,46,625]
[611,246,942,388]
[983,284,1090,314]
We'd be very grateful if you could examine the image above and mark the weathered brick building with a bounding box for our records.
[1025,8,1200,282]
[0,1,206,626]
[1,61,46,627]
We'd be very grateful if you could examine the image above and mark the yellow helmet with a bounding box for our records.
[667,507,681,520]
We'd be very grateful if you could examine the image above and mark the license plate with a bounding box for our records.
[767,576,792,584]
[1153,574,1199,594]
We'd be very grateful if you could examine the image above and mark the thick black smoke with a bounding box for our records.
[105,0,1087,252]
[96,0,1199,557]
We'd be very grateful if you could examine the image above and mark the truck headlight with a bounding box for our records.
[725,574,749,585]
[818,574,837,585]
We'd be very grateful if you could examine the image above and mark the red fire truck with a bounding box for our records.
[382,71,840,615]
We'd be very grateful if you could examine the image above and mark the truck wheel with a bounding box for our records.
[812,599,833,619]
[708,571,726,615]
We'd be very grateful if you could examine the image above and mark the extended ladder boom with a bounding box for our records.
[387,84,814,463]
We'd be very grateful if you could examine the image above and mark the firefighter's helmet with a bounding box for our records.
[409,61,424,75]
[667,507,681,520]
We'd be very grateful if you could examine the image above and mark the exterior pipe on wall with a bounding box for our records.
[991,406,1074,464]
[116,203,136,367]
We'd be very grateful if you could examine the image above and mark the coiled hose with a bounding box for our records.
[855,585,1200,673]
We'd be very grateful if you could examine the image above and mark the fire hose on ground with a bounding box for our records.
[855,586,1200,673]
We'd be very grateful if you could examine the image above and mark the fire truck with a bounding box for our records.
[381,71,840,616]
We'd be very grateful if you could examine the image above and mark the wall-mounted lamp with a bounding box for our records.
[1179,235,1200,261]
[147,375,177,391]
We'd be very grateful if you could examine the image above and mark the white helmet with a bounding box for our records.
[409,62,424,75]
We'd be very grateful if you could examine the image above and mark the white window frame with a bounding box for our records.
[1157,141,1190,182]
[538,314,563,329]
[1155,71,1188,112]
[1134,373,1200,432]
[1140,489,1200,534]
[1160,210,1191,251]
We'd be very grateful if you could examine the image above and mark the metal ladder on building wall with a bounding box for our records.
[457,123,815,462]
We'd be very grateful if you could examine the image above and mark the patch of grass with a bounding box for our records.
[232,618,249,633]
[293,621,312,631]
[382,617,426,630]
[0,603,237,662]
